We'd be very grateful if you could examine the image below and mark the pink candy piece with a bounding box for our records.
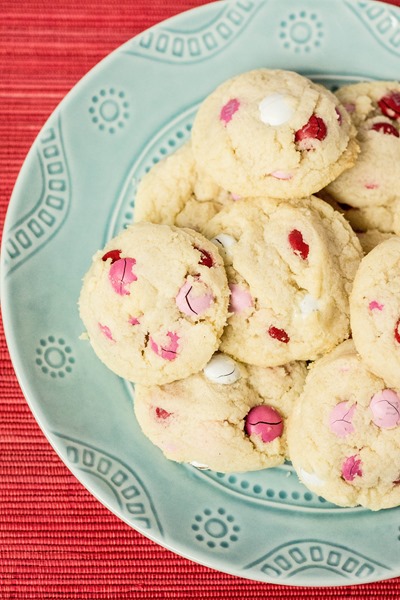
[155,407,172,420]
[150,331,180,361]
[329,401,356,438]
[268,325,290,344]
[231,193,241,201]
[109,257,137,295]
[295,114,327,148]
[271,170,293,180]
[245,405,283,443]
[342,455,362,482]
[129,316,140,326]
[368,300,384,311]
[195,246,214,268]
[364,182,379,190]
[343,103,355,114]
[288,229,309,260]
[335,107,342,125]
[220,98,240,125]
[228,284,253,313]
[370,389,400,429]
[176,280,213,317]
[371,122,399,137]
[98,323,114,342]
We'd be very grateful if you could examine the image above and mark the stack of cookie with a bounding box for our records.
[79,69,400,510]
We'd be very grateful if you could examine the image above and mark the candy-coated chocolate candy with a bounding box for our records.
[298,467,325,488]
[378,92,400,120]
[98,323,114,341]
[299,295,320,317]
[220,98,240,125]
[394,318,400,344]
[368,300,384,311]
[371,122,399,137]
[329,401,357,437]
[268,326,290,344]
[176,279,214,317]
[203,353,241,385]
[228,284,253,313]
[150,331,180,361]
[211,233,236,256]
[258,93,295,126]
[288,229,309,260]
[245,405,283,443]
[102,249,121,263]
[155,407,172,420]
[109,257,137,295]
[195,247,214,268]
[295,114,327,149]
[370,389,400,429]
[271,170,293,180]
[342,455,362,482]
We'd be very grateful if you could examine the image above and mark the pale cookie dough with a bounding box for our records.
[204,196,363,367]
[287,340,400,510]
[134,142,232,233]
[134,353,307,472]
[191,69,358,199]
[357,230,396,254]
[79,222,229,385]
[350,237,400,388]
[326,81,400,208]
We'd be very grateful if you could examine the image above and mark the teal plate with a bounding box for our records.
[2,0,400,587]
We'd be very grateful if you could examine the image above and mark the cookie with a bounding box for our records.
[134,142,232,233]
[326,82,400,208]
[79,222,230,385]
[204,196,363,367]
[134,353,307,472]
[287,340,400,510]
[350,237,400,388]
[357,230,396,254]
[191,69,358,199]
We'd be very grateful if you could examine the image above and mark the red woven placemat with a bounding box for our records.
[1,1,400,598]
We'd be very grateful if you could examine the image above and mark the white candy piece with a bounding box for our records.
[211,233,236,257]
[298,467,325,488]
[190,461,210,470]
[300,295,320,317]
[259,93,295,126]
[203,353,241,385]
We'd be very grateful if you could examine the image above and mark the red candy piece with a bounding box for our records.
[155,407,172,420]
[195,247,214,268]
[245,405,283,443]
[371,122,399,137]
[394,318,400,344]
[268,326,290,344]
[220,98,240,125]
[102,249,121,263]
[288,229,309,260]
[378,92,400,120]
[295,114,327,144]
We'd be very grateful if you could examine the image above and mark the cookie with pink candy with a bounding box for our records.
[191,69,358,200]
[326,81,400,210]
[133,352,307,473]
[79,222,230,386]
[350,236,400,388]
[204,195,362,367]
[287,340,400,510]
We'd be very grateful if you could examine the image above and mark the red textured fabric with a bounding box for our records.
[1,1,400,598]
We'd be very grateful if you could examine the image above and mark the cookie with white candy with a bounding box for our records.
[133,353,307,473]
[191,69,358,199]
[79,222,229,386]
[350,236,400,388]
[287,340,400,510]
[204,196,363,367]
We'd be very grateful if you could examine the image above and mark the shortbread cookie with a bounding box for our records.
[350,237,400,387]
[326,82,400,208]
[79,223,229,385]
[134,353,307,472]
[134,142,232,233]
[357,230,396,254]
[287,340,400,510]
[191,69,358,199]
[204,196,363,367]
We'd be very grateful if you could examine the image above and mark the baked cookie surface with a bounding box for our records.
[79,222,229,385]
[134,142,232,233]
[287,340,400,510]
[326,81,400,208]
[192,69,358,199]
[350,236,400,388]
[134,353,307,472]
[204,196,363,366]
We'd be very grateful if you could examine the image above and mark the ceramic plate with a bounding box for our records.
[2,0,400,587]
